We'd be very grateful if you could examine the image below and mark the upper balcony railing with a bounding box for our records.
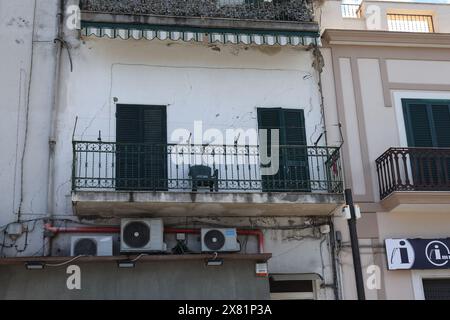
[376,147,450,200]
[341,3,362,19]
[387,13,434,33]
[72,141,343,194]
[80,0,315,23]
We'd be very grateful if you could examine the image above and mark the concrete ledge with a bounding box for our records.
[0,253,272,265]
[380,191,450,213]
[322,29,450,48]
[72,191,344,217]
[82,12,320,33]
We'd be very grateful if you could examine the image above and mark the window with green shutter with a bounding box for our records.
[402,99,450,189]
[116,104,167,190]
[257,108,310,192]
[403,99,450,148]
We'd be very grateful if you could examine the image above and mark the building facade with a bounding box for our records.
[0,0,344,299]
[321,0,450,300]
[2,0,449,300]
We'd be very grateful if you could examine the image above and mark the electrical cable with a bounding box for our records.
[45,255,87,267]
[17,0,37,222]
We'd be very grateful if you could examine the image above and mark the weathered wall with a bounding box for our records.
[0,260,269,299]
[0,0,60,255]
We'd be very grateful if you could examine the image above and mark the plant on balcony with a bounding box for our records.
[80,0,315,22]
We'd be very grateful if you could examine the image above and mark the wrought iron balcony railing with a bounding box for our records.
[72,141,343,193]
[341,3,362,19]
[80,0,315,23]
[387,14,434,33]
[376,147,450,199]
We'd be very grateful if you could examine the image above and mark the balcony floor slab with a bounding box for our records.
[380,191,450,213]
[72,191,344,217]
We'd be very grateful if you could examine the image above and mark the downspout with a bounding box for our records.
[44,224,265,254]
[45,0,65,256]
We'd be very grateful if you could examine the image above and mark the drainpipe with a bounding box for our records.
[44,224,265,254]
[45,0,65,256]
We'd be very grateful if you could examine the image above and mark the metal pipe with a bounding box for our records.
[44,224,265,253]
[345,188,366,300]
[45,0,65,257]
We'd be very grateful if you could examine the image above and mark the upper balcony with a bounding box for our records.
[78,0,319,46]
[321,0,450,34]
[71,141,344,217]
[376,147,450,212]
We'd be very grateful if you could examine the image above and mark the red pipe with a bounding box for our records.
[44,224,264,253]
[44,223,119,234]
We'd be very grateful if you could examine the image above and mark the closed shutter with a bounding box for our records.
[257,108,309,192]
[431,103,450,147]
[283,110,310,191]
[116,104,167,191]
[402,99,450,189]
[403,102,433,147]
[116,106,141,189]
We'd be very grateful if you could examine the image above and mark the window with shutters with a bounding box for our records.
[257,108,311,192]
[402,99,450,190]
[116,104,167,191]
[402,99,450,148]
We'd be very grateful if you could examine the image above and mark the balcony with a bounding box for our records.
[376,147,450,212]
[79,0,319,46]
[71,142,344,217]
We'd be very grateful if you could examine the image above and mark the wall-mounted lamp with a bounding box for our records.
[117,260,135,268]
[25,262,45,270]
[206,258,224,267]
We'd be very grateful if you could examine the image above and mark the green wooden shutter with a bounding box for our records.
[402,99,450,189]
[283,110,310,191]
[258,108,283,191]
[257,108,310,192]
[403,101,433,147]
[116,104,167,191]
[431,102,450,148]
[116,105,141,190]
[116,105,141,143]
[141,106,167,190]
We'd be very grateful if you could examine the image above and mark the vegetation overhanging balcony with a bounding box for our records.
[79,0,319,46]
[80,0,315,23]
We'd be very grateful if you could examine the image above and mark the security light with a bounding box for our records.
[25,262,44,270]
[117,260,135,268]
[206,258,224,266]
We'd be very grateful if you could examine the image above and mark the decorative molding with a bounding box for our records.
[378,59,391,108]
[322,29,450,48]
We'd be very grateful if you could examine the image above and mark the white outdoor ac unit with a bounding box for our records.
[70,235,113,256]
[120,218,166,253]
[201,228,240,252]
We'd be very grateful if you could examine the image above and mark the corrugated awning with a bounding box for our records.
[81,22,319,47]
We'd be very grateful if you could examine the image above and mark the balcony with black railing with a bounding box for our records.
[72,141,342,193]
[71,141,344,217]
[376,147,450,204]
